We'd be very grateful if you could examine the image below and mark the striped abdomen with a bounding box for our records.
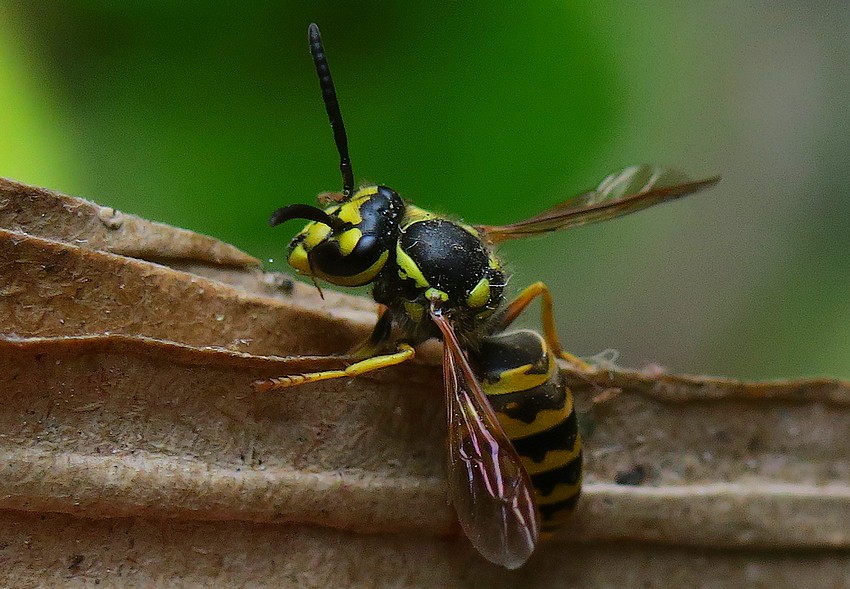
[472,329,582,533]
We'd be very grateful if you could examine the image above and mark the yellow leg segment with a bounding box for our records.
[253,344,415,392]
[496,282,592,370]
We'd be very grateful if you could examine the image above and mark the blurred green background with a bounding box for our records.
[2,2,847,379]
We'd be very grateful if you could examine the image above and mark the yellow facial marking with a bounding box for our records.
[335,185,378,226]
[336,228,363,256]
[337,201,363,225]
[301,221,333,248]
[288,244,311,275]
[466,277,491,308]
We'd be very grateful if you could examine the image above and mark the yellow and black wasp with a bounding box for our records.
[254,23,719,569]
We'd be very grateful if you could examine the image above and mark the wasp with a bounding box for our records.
[254,23,719,569]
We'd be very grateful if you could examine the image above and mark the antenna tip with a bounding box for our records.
[308,23,320,40]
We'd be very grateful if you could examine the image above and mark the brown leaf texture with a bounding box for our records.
[1,177,849,588]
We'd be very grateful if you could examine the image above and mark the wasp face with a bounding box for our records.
[281,186,405,287]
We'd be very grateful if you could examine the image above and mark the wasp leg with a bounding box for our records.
[349,305,394,359]
[252,343,415,392]
[495,281,591,370]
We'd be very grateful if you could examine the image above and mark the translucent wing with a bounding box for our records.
[430,309,540,569]
[477,164,720,243]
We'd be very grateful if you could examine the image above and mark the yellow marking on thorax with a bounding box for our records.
[353,185,379,198]
[488,253,503,271]
[403,301,425,323]
[396,245,430,288]
[401,204,439,225]
[425,287,448,302]
[466,277,491,308]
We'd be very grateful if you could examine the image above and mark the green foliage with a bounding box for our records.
[3,2,848,379]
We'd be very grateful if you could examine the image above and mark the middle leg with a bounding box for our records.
[493,281,591,370]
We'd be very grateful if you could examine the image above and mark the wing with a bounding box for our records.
[430,309,540,570]
[477,164,720,243]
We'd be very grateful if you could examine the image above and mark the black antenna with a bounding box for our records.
[269,203,347,231]
[308,23,354,197]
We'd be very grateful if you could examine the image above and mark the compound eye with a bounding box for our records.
[309,231,390,287]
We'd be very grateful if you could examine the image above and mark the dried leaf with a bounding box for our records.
[1,177,849,588]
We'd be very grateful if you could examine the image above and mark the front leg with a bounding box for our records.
[348,305,395,359]
[252,343,415,392]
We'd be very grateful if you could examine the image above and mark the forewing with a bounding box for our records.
[431,311,539,569]
[478,164,720,243]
